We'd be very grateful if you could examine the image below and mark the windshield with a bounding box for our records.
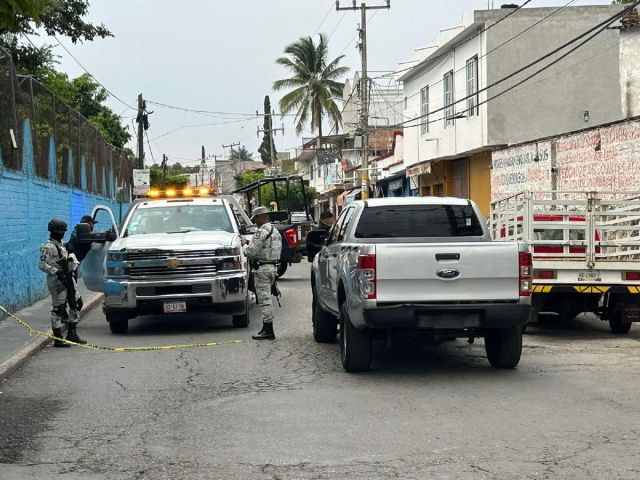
[355,204,484,238]
[291,214,309,223]
[124,205,233,236]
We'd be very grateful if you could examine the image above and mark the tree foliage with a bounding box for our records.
[230,146,253,163]
[273,34,349,137]
[258,95,276,165]
[149,166,188,190]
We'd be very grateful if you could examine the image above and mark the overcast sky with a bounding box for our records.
[36,0,610,167]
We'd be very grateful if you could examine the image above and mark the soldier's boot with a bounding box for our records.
[66,323,87,344]
[52,328,70,348]
[252,322,275,341]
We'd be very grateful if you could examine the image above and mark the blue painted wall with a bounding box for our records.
[0,120,128,317]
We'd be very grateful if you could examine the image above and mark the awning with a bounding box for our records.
[345,189,361,205]
[406,161,432,180]
[337,188,353,207]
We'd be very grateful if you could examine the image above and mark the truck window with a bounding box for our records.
[125,205,233,235]
[354,204,484,238]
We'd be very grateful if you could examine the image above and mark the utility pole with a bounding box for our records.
[336,1,390,200]
[161,153,168,189]
[257,115,284,173]
[223,142,241,174]
[136,94,145,169]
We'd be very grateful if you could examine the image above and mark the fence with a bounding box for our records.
[0,49,132,193]
[0,45,133,317]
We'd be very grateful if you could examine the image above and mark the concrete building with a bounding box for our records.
[399,4,630,216]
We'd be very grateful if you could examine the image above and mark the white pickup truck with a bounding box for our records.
[78,192,253,334]
[307,197,532,373]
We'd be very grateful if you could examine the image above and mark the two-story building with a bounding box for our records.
[399,4,628,216]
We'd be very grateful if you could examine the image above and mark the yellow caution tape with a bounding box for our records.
[0,305,248,352]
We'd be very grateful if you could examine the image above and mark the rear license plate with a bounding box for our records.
[578,270,601,282]
[163,301,186,313]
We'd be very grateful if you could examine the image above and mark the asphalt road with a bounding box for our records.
[2,263,640,479]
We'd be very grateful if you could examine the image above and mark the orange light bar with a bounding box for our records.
[166,189,177,197]
[182,188,194,196]
[199,187,210,195]
[148,190,160,198]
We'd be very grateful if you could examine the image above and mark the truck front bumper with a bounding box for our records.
[362,302,531,330]
[103,272,248,317]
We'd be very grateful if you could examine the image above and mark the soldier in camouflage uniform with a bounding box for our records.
[39,218,87,347]
[243,206,282,340]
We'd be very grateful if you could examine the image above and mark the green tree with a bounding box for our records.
[1,0,112,76]
[230,146,253,163]
[258,95,277,165]
[149,166,188,190]
[273,34,349,137]
[612,0,634,4]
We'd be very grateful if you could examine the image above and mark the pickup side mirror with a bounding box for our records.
[239,225,248,235]
[77,223,117,244]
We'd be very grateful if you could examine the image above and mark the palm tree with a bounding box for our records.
[273,34,349,138]
[230,146,253,163]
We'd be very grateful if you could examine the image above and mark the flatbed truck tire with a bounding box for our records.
[312,289,337,343]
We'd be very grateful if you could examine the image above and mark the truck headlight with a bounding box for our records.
[107,267,127,276]
[108,253,126,262]
[220,260,241,271]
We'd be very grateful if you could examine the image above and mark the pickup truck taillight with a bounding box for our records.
[285,228,297,248]
[519,252,532,296]
[357,254,376,300]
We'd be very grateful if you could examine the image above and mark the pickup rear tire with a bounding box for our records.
[312,289,337,343]
[340,303,371,373]
[232,292,251,328]
[484,326,522,369]
[277,263,288,278]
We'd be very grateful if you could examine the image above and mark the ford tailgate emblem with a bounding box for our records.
[436,269,460,279]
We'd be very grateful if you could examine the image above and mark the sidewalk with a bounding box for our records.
[0,278,103,380]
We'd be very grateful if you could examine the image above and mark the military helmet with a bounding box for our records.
[47,218,68,233]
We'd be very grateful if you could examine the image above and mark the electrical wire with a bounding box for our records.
[396,2,637,129]
[148,118,250,142]
[389,0,578,107]
[145,130,156,166]
[52,35,136,112]
[315,1,337,35]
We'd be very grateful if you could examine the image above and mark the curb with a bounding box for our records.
[0,293,103,382]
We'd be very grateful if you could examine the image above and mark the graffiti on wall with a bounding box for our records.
[491,142,552,200]
[557,123,640,193]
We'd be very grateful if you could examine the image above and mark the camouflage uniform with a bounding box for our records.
[38,239,80,329]
[243,223,282,324]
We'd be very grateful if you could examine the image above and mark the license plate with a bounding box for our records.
[578,270,601,282]
[163,301,186,313]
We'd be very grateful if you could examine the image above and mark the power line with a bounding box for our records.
[52,35,136,112]
[402,4,634,130]
[148,118,251,142]
[315,1,337,35]
[390,0,578,107]
[396,2,635,129]
[146,100,297,118]
[145,130,156,165]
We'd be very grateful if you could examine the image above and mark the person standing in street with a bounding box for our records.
[244,206,282,340]
[39,218,87,347]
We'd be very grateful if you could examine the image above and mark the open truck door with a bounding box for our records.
[79,205,120,292]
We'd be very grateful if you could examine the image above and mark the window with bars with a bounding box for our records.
[466,56,479,117]
[420,86,429,135]
[444,71,454,128]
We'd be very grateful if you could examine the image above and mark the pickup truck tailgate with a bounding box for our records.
[375,242,521,303]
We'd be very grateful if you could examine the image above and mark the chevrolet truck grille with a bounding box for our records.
[129,264,219,278]
[127,249,224,261]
